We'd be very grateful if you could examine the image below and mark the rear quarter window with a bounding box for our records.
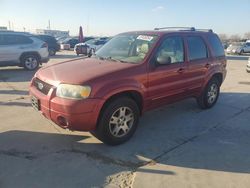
[208,34,225,57]
[187,36,208,61]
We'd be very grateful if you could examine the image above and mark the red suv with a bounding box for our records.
[30,27,227,145]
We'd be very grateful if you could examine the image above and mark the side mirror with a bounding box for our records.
[156,55,171,65]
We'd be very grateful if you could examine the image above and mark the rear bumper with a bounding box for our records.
[29,84,105,131]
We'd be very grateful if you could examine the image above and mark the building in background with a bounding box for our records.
[36,29,69,38]
[0,26,8,31]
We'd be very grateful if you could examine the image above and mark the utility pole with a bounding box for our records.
[8,21,11,30]
[48,20,51,30]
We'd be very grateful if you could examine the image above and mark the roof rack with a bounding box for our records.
[154,27,213,33]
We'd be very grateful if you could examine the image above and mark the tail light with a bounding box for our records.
[41,42,48,48]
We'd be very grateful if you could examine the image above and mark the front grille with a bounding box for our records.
[33,78,53,95]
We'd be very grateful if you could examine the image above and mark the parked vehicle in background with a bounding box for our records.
[61,38,79,48]
[30,27,227,145]
[222,42,229,49]
[0,31,49,70]
[36,35,60,56]
[60,37,95,49]
[247,57,250,73]
[226,42,250,55]
[74,38,109,56]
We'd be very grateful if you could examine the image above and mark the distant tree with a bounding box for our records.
[244,32,250,40]
[218,34,228,42]
[230,34,241,42]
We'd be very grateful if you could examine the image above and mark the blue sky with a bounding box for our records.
[1,0,250,36]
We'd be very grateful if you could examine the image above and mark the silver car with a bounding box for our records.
[247,57,250,73]
[226,42,250,55]
[0,31,49,70]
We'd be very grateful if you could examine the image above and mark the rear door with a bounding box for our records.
[182,35,210,94]
[147,35,187,108]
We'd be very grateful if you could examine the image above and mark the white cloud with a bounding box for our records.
[152,6,165,12]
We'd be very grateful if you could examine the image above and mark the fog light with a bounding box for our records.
[57,116,69,128]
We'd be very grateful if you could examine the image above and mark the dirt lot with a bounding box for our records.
[0,51,250,188]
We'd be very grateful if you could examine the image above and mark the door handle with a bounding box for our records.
[177,68,185,73]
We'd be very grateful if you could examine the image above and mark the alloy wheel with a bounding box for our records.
[109,107,134,137]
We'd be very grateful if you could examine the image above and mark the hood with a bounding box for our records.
[36,57,136,85]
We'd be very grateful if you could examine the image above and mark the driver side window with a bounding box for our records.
[156,36,184,65]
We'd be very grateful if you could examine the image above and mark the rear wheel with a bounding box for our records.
[22,55,39,71]
[49,48,56,56]
[92,97,140,145]
[197,78,220,109]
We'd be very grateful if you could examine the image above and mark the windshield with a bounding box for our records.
[86,39,96,45]
[95,34,158,63]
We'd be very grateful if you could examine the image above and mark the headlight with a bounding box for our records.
[56,84,91,99]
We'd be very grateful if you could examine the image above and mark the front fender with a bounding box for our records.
[94,78,146,100]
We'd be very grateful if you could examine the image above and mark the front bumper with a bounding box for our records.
[40,57,50,63]
[29,81,105,131]
[247,62,250,72]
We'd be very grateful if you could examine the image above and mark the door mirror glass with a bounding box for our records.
[156,55,171,65]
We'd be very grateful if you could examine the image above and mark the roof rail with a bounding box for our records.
[195,29,213,33]
[154,27,213,33]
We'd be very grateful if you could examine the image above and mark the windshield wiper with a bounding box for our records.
[106,57,127,63]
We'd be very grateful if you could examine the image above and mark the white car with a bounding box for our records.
[247,57,250,73]
[226,43,250,55]
[74,38,108,56]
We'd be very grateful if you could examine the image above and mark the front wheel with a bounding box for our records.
[92,97,140,145]
[197,78,220,109]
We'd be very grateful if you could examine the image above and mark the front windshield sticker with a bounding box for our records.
[137,35,154,41]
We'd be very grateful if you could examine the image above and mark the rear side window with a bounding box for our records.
[0,34,33,45]
[208,35,225,57]
[187,36,207,61]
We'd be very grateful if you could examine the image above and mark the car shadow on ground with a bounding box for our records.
[0,92,249,188]
[0,68,36,82]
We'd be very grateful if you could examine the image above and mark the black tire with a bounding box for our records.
[239,50,244,55]
[22,54,39,71]
[92,97,140,145]
[197,78,220,109]
[247,69,250,73]
[49,48,56,56]
[88,49,94,57]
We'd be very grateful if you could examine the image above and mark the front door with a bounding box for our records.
[147,36,187,109]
